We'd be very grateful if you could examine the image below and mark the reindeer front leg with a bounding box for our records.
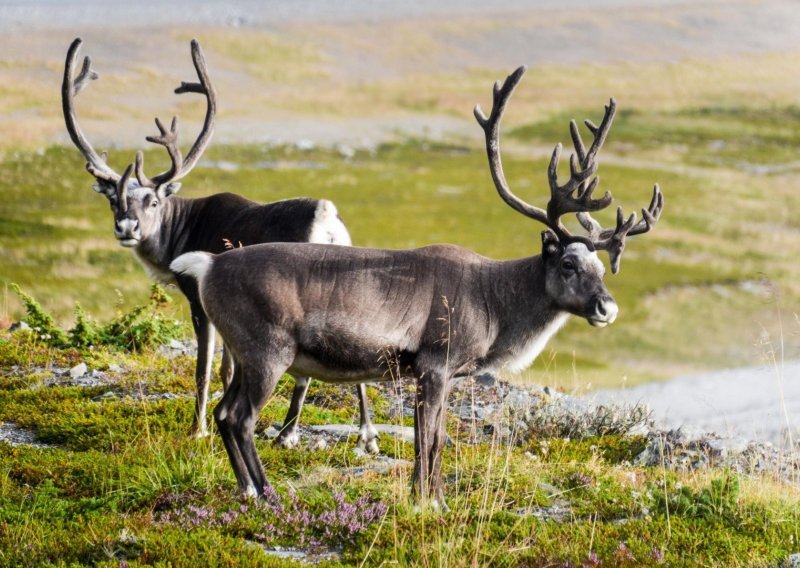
[356,383,380,454]
[189,300,215,438]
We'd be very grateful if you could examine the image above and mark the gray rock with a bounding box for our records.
[475,373,497,387]
[670,426,708,445]
[706,436,750,458]
[92,391,117,402]
[503,389,534,418]
[786,553,800,568]
[8,321,30,332]
[261,425,281,439]
[108,364,124,373]
[0,422,53,448]
[307,423,415,444]
[375,424,415,443]
[69,362,87,379]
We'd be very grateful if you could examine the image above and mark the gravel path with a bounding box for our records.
[588,361,800,446]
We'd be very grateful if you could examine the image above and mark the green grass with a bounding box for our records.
[4,103,800,389]
[0,333,798,566]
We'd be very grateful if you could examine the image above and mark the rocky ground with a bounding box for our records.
[3,338,797,487]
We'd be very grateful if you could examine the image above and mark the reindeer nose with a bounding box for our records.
[115,219,139,233]
[593,295,618,324]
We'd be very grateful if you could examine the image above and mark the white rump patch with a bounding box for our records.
[170,252,214,284]
[504,313,569,374]
[308,200,352,246]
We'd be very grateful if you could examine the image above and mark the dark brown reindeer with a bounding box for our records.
[62,38,379,451]
[170,66,663,507]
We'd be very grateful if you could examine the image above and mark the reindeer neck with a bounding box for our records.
[480,255,568,372]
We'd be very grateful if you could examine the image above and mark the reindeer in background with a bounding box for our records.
[62,38,379,451]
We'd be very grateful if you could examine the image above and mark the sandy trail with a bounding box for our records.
[589,361,800,445]
[3,0,800,149]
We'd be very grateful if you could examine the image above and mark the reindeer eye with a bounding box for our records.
[561,259,575,271]
[150,200,159,208]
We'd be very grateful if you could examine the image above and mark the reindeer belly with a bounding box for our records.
[291,320,416,382]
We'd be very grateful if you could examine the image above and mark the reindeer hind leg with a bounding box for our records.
[217,338,295,497]
[274,375,310,449]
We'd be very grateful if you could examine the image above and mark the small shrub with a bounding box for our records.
[653,472,741,522]
[101,285,185,351]
[68,304,101,348]
[10,284,69,347]
[11,284,186,351]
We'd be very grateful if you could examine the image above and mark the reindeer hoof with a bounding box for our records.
[189,424,210,439]
[357,425,381,455]
[364,438,380,455]
[275,431,300,449]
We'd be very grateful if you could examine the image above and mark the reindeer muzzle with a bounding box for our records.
[587,295,618,328]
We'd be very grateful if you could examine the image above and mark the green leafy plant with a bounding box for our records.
[10,283,69,347]
[11,283,186,351]
[68,303,101,348]
[101,284,185,351]
[653,472,741,522]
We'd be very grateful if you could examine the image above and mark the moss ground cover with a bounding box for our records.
[0,331,798,566]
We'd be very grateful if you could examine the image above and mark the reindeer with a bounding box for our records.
[62,38,379,451]
[170,66,663,507]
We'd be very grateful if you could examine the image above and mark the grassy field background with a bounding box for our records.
[2,5,800,393]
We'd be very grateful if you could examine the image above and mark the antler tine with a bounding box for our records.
[474,65,563,234]
[134,39,215,188]
[173,39,216,176]
[62,38,121,183]
[116,163,134,213]
[546,138,612,220]
[584,99,616,165]
[578,184,664,273]
[136,116,183,188]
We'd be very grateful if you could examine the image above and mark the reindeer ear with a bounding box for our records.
[541,230,561,258]
[157,182,182,198]
[92,181,116,198]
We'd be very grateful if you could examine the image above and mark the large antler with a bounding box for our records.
[568,104,664,273]
[135,39,217,188]
[62,38,121,184]
[474,66,612,241]
[475,66,663,272]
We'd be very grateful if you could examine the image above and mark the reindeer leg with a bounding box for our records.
[189,301,215,438]
[356,383,380,454]
[274,375,310,449]
[213,365,254,495]
[411,370,450,510]
[219,343,234,391]
[216,349,291,498]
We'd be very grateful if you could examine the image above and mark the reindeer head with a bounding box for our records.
[62,38,216,248]
[475,66,664,327]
